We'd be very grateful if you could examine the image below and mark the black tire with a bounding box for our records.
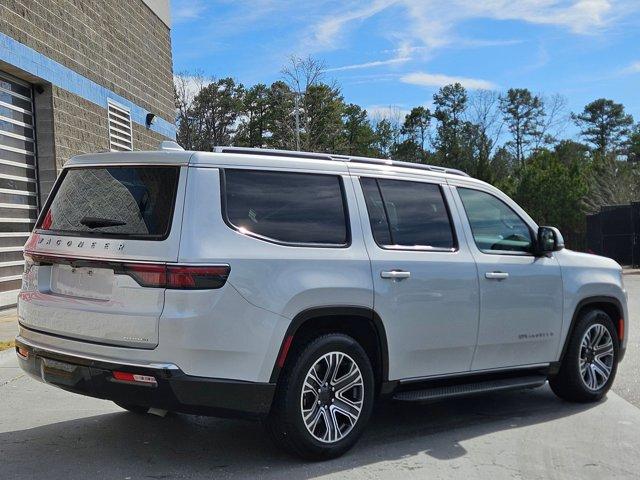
[114,402,149,414]
[267,333,375,460]
[549,308,619,403]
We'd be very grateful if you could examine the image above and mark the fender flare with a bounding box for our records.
[268,306,389,386]
[559,295,624,363]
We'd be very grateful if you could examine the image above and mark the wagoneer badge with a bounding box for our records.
[35,236,125,252]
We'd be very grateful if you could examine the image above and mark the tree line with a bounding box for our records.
[175,57,640,247]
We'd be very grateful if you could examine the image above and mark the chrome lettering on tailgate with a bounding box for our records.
[35,235,125,253]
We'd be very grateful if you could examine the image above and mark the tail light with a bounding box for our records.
[23,252,230,290]
[123,264,230,289]
[40,209,53,229]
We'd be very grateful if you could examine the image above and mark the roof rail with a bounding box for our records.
[212,146,470,177]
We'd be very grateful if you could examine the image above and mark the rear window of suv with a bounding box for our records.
[37,166,179,240]
[222,169,349,246]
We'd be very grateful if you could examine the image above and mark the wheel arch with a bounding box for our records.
[560,296,624,363]
[269,306,390,392]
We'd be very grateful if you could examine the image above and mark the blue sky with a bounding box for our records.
[171,0,640,134]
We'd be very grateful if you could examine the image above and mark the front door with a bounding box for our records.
[354,175,480,381]
[454,186,563,371]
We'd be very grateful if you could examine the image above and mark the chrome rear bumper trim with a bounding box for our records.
[14,335,180,370]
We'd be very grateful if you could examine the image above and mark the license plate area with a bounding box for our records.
[50,264,114,300]
[40,357,82,386]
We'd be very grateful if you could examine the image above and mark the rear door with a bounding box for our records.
[19,163,186,348]
[353,173,480,380]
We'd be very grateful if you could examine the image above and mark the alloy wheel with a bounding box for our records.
[579,323,614,391]
[300,352,364,443]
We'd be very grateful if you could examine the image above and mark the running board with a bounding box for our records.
[392,375,547,402]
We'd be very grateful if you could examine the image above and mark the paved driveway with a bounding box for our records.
[1,278,639,479]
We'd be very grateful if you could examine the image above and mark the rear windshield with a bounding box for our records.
[37,166,180,239]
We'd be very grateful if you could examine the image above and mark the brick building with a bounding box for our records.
[0,0,175,305]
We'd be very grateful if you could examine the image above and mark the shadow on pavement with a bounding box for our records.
[0,385,599,479]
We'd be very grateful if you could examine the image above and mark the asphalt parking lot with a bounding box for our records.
[1,276,639,479]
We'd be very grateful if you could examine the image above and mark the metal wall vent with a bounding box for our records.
[108,100,133,152]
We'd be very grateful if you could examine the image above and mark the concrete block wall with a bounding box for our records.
[0,0,174,122]
[0,0,174,175]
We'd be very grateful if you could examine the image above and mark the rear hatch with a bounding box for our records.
[19,162,185,349]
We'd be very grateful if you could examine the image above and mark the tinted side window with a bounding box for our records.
[360,177,455,250]
[458,188,533,253]
[223,169,349,246]
[360,178,392,245]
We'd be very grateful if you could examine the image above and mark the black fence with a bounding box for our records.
[586,202,640,267]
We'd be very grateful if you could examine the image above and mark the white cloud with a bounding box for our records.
[325,57,410,72]
[621,61,640,74]
[365,105,411,121]
[310,0,400,50]
[309,0,635,57]
[401,72,497,90]
[172,0,207,23]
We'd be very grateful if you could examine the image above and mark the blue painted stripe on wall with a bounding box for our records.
[0,31,176,140]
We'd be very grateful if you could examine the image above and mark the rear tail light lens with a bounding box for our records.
[120,263,230,289]
[123,263,167,288]
[40,209,53,229]
[166,265,230,289]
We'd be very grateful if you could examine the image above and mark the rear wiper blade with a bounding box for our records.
[79,216,126,229]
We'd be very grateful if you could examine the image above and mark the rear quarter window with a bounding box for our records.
[222,169,349,246]
[37,166,180,240]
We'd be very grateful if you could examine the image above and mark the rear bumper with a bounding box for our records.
[14,337,275,419]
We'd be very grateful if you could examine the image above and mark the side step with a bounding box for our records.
[393,375,547,402]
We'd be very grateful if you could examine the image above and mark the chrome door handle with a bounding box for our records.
[381,270,411,280]
[485,271,509,280]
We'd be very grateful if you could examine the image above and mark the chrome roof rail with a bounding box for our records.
[212,146,470,177]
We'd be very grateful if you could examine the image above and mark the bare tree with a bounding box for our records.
[281,55,332,151]
[469,89,503,157]
[281,55,326,98]
[174,72,207,150]
[466,89,505,179]
[386,105,406,150]
[535,93,568,150]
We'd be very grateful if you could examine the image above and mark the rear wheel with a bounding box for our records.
[550,308,619,403]
[114,402,149,414]
[267,333,375,460]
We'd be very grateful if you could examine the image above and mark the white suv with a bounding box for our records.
[16,145,628,459]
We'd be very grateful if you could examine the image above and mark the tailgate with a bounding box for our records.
[18,164,186,349]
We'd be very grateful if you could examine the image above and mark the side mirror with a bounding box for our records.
[536,226,565,255]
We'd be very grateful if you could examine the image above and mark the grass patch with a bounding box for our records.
[0,340,15,351]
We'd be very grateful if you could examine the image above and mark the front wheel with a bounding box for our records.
[550,308,619,403]
[267,333,375,460]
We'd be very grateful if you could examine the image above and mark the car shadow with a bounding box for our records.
[0,385,600,479]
